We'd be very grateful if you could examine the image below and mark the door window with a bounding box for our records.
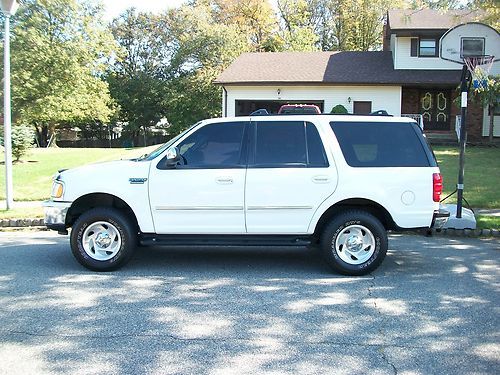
[176,122,246,168]
[252,121,328,168]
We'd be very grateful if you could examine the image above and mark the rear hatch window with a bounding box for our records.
[330,121,437,167]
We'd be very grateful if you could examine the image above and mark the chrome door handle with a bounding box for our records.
[312,175,330,183]
[216,177,233,184]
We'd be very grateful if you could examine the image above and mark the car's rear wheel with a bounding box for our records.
[321,210,387,275]
[70,207,137,271]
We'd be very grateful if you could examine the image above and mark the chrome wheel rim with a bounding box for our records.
[82,221,122,261]
[333,224,376,265]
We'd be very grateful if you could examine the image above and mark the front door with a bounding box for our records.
[149,121,248,234]
[420,90,451,130]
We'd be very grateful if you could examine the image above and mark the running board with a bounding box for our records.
[139,234,312,247]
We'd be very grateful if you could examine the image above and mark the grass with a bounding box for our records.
[0,145,158,201]
[0,206,43,219]
[433,145,500,209]
[476,215,500,230]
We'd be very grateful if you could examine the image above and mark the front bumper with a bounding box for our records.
[431,207,450,229]
[43,200,72,231]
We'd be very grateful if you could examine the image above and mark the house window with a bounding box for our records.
[419,39,437,57]
[461,38,485,58]
[353,101,372,115]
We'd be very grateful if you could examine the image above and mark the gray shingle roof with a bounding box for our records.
[214,51,462,86]
[388,9,484,30]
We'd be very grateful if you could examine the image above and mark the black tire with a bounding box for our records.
[70,207,137,271]
[320,210,387,276]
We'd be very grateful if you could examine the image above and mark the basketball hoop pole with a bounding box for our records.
[456,64,470,219]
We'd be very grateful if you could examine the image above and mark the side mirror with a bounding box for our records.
[165,146,180,168]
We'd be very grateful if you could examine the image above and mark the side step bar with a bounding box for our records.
[139,234,312,247]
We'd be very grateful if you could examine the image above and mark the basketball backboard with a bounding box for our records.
[440,22,500,64]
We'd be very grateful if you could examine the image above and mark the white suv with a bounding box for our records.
[44,115,449,275]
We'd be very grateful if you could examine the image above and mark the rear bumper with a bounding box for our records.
[431,207,450,229]
[43,200,71,231]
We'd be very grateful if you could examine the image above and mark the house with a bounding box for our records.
[214,9,499,141]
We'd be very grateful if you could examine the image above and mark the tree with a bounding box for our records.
[0,124,35,161]
[468,0,500,30]
[108,9,173,144]
[208,0,278,51]
[473,75,500,143]
[4,0,117,146]
[275,0,319,51]
[166,3,250,131]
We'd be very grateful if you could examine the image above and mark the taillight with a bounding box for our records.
[433,173,443,202]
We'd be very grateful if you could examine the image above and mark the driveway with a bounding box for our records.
[0,231,498,374]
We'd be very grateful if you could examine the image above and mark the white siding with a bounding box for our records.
[390,34,396,62]
[394,37,500,74]
[482,107,500,137]
[224,85,402,117]
[394,37,460,70]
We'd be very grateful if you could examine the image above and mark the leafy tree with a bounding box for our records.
[108,9,173,144]
[208,0,278,51]
[472,75,500,143]
[166,3,249,131]
[275,0,319,51]
[4,0,117,146]
[468,0,500,30]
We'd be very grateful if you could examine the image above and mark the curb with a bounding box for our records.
[1,217,499,238]
[0,218,45,228]
[423,228,500,238]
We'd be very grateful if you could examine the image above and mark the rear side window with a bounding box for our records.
[252,121,328,167]
[330,121,432,167]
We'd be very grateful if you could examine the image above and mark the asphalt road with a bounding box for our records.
[0,231,498,375]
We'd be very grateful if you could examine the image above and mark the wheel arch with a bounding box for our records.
[66,193,139,230]
[313,198,396,238]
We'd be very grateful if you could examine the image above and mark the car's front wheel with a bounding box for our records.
[70,207,137,271]
[321,210,387,276]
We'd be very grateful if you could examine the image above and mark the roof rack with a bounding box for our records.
[247,109,394,117]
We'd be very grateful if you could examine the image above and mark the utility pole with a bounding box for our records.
[1,0,19,210]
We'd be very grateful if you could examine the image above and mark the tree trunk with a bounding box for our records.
[35,124,49,147]
[47,123,58,147]
[489,104,495,144]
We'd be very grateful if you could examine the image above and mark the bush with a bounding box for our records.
[330,104,348,114]
[0,124,35,161]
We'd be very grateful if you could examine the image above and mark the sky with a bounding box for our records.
[103,0,187,20]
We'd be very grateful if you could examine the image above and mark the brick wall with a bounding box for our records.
[401,88,419,114]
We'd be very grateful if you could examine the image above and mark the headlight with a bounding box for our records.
[51,180,64,199]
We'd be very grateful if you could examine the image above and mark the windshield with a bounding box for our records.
[135,122,201,161]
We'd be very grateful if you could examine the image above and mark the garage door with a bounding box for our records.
[236,100,324,116]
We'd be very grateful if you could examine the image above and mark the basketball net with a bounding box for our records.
[463,55,495,89]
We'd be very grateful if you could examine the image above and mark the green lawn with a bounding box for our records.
[476,215,500,230]
[433,145,500,209]
[0,146,158,201]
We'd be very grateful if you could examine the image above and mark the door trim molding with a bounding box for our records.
[155,206,244,211]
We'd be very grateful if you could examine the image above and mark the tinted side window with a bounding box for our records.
[306,122,329,167]
[178,122,245,168]
[254,121,307,167]
[330,121,431,167]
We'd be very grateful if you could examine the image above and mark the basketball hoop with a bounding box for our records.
[463,55,495,89]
